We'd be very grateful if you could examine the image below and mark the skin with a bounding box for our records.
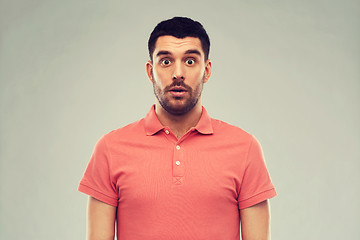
[240,200,272,240]
[145,36,212,139]
[86,196,116,240]
[86,35,272,240]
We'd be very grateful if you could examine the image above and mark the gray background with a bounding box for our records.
[1,0,359,239]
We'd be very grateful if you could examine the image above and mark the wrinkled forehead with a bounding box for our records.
[153,36,204,58]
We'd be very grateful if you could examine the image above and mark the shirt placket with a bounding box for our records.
[163,128,196,185]
[172,142,185,185]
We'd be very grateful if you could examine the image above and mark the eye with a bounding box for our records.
[161,59,171,65]
[185,59,195,65]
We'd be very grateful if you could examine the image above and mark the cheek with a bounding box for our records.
[189,68,205,81]
[153,68,170,87]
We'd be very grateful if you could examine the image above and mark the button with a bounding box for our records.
[176,145,180,150]
[176,161,181,165]
[165,130,169,134]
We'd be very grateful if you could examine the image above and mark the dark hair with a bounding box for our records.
[148,17,210,61]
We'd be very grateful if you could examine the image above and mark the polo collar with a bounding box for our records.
[144,104,214,136]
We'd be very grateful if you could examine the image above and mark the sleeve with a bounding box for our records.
[78,136,119,206]
[238,135,277,209]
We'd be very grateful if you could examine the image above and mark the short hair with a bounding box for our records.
[148,17,210,61]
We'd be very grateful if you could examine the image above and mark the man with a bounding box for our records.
[78,16,276,240]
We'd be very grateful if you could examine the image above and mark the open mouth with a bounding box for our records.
[169,87,187,97]
[169,86,187,92]
[170,89,186,93]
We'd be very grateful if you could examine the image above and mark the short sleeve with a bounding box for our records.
[238,135,277,209]
[78,136,118,206]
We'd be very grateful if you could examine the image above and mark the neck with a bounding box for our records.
[155,101,203,139]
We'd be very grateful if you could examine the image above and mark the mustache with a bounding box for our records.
[164,81,192,92]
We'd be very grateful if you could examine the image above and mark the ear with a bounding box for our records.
[146,61,154,83]
[203,59,212,83]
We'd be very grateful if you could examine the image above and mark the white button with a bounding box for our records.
[165,130,169,134]
[176,161,181,165]
[176,145,180,150]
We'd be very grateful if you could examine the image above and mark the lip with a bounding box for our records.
[169,91,187,97]
[169,86,187,91]
[168,86,188,97]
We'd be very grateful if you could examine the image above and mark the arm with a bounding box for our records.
[239,199,271,240]
[87,196,117,240]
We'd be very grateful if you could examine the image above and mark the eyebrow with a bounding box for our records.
[184,49,202,56]
[155,49,202,58]
[156,51,171,57]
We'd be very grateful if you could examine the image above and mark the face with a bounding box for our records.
[146,36,212,115]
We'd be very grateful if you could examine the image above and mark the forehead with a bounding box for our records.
[154,36,203,57]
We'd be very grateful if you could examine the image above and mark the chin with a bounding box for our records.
[165,102,198,115]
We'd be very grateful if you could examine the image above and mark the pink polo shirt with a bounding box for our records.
[78,105,276,240]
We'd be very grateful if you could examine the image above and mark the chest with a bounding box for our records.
[109,141,248,207]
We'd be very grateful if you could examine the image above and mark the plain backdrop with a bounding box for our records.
[1,0,359,239]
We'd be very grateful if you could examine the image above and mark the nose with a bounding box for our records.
[172,62,185,81]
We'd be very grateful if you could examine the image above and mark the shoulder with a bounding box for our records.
[99,118,145,144]
[211,118,252,138]
[210,118,257,144]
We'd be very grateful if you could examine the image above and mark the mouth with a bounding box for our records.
[168,86,187,97]
[169,86,187,91]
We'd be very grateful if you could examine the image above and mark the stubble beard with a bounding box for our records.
[152,74,205,116]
